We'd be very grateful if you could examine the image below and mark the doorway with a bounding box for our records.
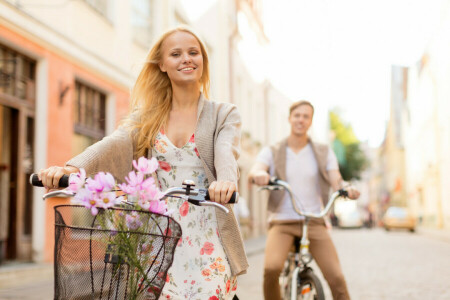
[0,44,36,264]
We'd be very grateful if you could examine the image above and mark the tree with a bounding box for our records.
[329,110,368,181]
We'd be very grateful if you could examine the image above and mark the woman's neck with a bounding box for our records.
[171,83,201,110]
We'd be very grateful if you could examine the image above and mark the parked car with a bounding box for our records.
[337,209,363,228]
[383,207,416,232]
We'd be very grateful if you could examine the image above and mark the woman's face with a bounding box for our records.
[159,31,204,86]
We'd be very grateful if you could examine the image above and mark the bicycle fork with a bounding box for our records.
[291,218,312,299]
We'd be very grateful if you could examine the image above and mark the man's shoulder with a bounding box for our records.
[270,138,289,152]
[309,139,329,152]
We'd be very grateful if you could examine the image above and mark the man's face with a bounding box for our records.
[288,105,313,137]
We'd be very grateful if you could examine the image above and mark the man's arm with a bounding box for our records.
[328,169,360,199]
[248,162,270,186]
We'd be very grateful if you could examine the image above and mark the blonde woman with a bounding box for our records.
[39,27,248,299]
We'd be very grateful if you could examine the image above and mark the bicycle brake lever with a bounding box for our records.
[198,201,229,213]
[258,186,283,192]
[42,189,75,200]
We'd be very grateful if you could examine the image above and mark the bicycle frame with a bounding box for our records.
[260,178,349,299]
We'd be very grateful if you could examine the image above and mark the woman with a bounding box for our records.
[39,26,248,299]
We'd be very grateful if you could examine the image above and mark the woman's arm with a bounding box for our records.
[66,126,134,180]
[209,104,241,204]
[39,126,134,189]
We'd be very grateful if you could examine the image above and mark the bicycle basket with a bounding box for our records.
[53,205,182,300]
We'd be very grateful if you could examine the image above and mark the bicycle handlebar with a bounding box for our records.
[259,177,350,219]
[30,174,237,213]
[30,173,70,188]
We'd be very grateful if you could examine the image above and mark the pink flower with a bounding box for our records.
[142,178,164,201]
[132,157,159,175]
[123,171,144,190]
[179,201,189,217]
[86,172,115,193]
[68,169,86,192]
[194,147,200,157]
[148,200,168,215]
[209,296,219,300]
[97,191,120,209]
[158,161,171,172]
[188,134,195,143]
[200,242,214,255]
[126,211,142,230]
[73,188,98,215]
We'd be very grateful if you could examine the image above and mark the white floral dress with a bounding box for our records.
[153,130,237,300]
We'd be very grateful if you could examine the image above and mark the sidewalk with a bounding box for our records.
[0,262,53,300]
[0,236,267,299]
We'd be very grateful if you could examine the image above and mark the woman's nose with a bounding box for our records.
[182,53,192,63]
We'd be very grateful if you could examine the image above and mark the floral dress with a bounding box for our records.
[153,130,237,300]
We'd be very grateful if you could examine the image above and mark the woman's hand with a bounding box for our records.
[208,180,236,204]
[38,165,79,190]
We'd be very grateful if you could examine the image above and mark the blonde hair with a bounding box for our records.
[124,26,210,158]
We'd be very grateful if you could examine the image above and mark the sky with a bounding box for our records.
[181,0,444,147]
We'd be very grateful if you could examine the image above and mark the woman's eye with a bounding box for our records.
[171,53,180,57]
[190,51,198,55]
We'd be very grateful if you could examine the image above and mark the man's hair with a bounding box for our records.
[289,100,314,116]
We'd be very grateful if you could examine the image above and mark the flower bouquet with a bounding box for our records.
[53,157,182,300]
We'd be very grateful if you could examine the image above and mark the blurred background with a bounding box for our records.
[0,0,449,299]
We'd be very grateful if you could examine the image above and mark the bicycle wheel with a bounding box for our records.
[280,254,296,300]
[297,269,325,300]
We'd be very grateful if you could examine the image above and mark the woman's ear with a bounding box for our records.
[159,63,166,73]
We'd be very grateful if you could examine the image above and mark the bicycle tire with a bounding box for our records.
[297,269,325,300]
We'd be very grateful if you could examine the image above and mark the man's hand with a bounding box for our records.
[345,186,360,200]
[249,170,270,186]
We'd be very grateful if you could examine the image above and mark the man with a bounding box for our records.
[248,100,359,300]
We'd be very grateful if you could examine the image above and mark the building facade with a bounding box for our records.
[0,0,294,266]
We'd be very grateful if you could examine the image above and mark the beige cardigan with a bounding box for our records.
[66,94,249,276]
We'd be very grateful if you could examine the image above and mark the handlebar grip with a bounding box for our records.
[205,191,238,204]
[29,173,70,188]
[338,189,349,198]
[268,177,279,185]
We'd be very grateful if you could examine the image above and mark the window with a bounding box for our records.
[0,45,36,103]
[131,0,153,47]
[72,81,106,156]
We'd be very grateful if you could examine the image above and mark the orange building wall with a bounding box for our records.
[0,24,131,262]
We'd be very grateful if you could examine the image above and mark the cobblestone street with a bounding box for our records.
[237,228,450,300]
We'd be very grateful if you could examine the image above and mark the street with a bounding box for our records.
[237,228,450,300]
[1,227,450,299]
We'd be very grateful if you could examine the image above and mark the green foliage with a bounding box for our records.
[329,110,368,181]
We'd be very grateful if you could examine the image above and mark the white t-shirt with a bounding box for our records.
[256,144,339,222]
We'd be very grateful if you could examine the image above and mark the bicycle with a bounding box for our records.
[258,177,352,300]
[30,174,237,300]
